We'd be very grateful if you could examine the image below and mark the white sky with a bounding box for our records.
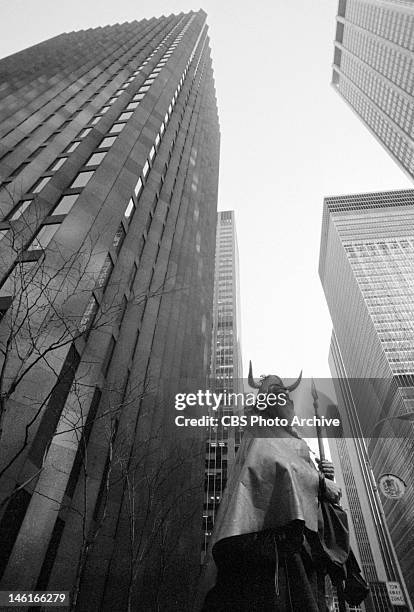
[0,0,412,378]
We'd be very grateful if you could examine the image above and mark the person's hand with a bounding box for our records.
[316,458,335,481]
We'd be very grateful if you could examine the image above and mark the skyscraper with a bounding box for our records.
[0,11,219,611]
[328,340,399,612]
[202,210,243,561]
[319,188,414,606]
[332,0,414,180]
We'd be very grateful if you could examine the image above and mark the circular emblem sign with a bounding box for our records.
[378,474,406,500]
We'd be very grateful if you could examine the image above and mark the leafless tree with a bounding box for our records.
[0,188,178,500]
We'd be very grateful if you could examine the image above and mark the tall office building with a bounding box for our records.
[0,11,219,611]
[202,210,243,561]
[332,0,414,181]
[328,345,397,612]
[319,188,414,606]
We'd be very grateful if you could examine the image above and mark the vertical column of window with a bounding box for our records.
[22,148,109,256]
[83,17,179,131]
[28,345,81,467]
[61,18,190,160]
[1,19,160,154]
[87,28,198,341]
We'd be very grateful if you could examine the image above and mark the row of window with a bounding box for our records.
[76,33,197,339]
[0,16,188,181]
[336,74,414,176]
[92,21,201,377]
[0,16,199,326]
[0,36,185,251]
[342,25,414,95]
[339,50,414,136]
[346,1,414,51]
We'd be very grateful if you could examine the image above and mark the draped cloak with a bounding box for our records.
[199,428,342,611]
[210,429,321,544]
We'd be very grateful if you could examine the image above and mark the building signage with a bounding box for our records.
[386,582,405,606]
[379,474,406,500]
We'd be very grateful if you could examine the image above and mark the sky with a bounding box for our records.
[0,0,412,379]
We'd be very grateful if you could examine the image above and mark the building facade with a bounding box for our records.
[319,188,414,606]
[332,0,414,180]
[328,336,398,612]
[202,210,243,561]
[0,11,219,611]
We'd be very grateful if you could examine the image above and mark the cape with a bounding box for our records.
[210,428,320,548]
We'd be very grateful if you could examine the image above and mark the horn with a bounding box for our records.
[248,360,261,389]
[286,370,302,392]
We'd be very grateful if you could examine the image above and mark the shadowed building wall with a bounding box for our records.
[0,11,219,611]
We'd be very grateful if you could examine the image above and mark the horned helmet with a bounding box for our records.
[248,361,302,396]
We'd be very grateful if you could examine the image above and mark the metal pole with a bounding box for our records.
[311,378,325,462]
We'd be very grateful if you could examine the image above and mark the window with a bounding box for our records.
[142,160,150,178]
[115,89,124,96]
[128,262,138,289]
[149,146,156,162]
[79,295,98,333]
[139,86,150,93]
[99,136,117,148]
[86,152,106,166]
[118,111,133,122]
[79,127,92,138]
[90,116,101,126]
[8,161,29,178]
[65,141,80,153]
[31,176,51,194]
[28,223,60,250]
[70,171,94,188]
[96,255,113,290]
[117,295,128,327]
[52,194,79,215]
[0,295,12,320]
[9,200,32,221]
[112,225,125,255]
[102,336,115,377]
[48,158,66,172]
[155,134,160,147]
[109,123,125,134]
[101,106,111,114]
[108,98,117,105]
[134,178,143,198]
[127,102,139,111]
[144,79,154,86]
[29,345,80,466]
[124,198,135,219]
[133,93,145,102]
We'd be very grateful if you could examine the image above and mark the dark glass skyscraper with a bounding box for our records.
[0,11,219,611]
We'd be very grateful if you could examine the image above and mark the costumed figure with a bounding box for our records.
[202,363,369,612]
